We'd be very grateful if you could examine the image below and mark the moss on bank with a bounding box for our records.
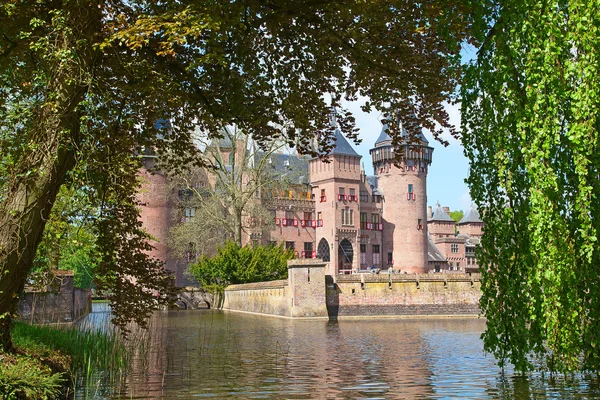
[0,322,130,399]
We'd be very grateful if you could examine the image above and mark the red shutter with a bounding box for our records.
[412,193,416,200]
[312,250,317,258]
[282,219,287,226]
[293,219,298,227]
[275,218,280,226]
[301,220,306,227]
[318,219,323,227]
[378,223,383,231]
[407,193,411,200]
[367,222,372,230]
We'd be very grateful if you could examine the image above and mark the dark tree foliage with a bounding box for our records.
[0,0,473,350]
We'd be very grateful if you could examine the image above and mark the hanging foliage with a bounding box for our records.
[462,0,600,372]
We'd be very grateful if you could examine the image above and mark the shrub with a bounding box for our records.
[189,241,294,294]
[0,353,64,400]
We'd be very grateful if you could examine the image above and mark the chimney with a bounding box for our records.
[427,206,433,219]
[443,206,450,215]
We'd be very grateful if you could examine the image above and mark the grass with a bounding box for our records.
[0,321,134,399]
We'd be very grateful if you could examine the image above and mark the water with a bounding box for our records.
[79,304,600,399]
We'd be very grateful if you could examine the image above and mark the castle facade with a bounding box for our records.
[139,123,482,286]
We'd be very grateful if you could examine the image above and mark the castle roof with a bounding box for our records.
[366,175,384,196]
[458,204,482,224]
[257,152,310,185]
[330,128,360,157]
[427,234,446,262]
[428,201,455,222]
[373,119,429,148]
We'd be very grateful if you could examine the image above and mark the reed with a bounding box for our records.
[7,319,141,398]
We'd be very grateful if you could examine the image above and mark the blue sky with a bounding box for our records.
[342,99,471,212]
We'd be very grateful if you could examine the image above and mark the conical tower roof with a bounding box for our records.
[458,204,482,224]
[330,128,360,157]
[428,201,454,222]
[374,119,429,148]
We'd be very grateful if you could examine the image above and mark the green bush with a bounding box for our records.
[0,354,64,400]
[189,241,294,293]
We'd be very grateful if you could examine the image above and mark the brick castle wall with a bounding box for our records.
[327,273,481,318]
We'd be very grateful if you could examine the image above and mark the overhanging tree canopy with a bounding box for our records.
[0,0,473,350]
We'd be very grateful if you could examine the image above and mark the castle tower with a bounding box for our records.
[369,122,433,274]
[457,204,483,238]
[309,129,362,276]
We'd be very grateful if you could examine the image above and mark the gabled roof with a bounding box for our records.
[427,234,446,262]
[428,201,454,222]
[330,129,360,157]
[459,204,483,224]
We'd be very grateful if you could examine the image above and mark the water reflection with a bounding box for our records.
[78,305,600,399]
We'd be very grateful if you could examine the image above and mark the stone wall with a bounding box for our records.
[326,273,481,318]
[222,280,290,316]
[18,272,92,324]
[222,260,481,320]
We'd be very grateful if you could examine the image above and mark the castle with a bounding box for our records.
[138,122,482,287]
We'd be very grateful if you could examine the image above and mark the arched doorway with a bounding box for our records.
[338,239,353,272]
[317,238,330,262]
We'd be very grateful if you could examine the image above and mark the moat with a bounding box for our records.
[79,304,600,399]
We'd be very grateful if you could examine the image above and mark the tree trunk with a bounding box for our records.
[0,127,78,351]
[0,2,100,352]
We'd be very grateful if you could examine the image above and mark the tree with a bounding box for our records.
[189,241,294,299]
[0,0,473,351]
[461,0,600,372]
[32,186,99,289]
[166,125,298,261]
[449,210,464,224]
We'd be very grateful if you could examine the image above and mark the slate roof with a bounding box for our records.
[374,119,429,148]
[458,204,483,224]
[428,201,455,222]
[366,175,383,196]
[257,152,310,185]
[427,234,446,262]
[330,129,360,157]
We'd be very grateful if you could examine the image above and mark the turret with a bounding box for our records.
[369,121,434,273]
[309,128,362,276]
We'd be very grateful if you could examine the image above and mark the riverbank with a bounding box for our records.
[0,321,129,399]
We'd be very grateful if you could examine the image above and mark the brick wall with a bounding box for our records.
[17,272,92,324]
[327,273,481,318]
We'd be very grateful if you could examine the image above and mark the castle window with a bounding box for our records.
[408,184,413,193]
[451,243,459,253]
[285,241,295,250]
[360,213,367,230]
[342,208,354,226]
[184,208,195,223]
[360,244,367,268]
[360,190,369,202]
[371,214,380,224]
[372,245,381,266]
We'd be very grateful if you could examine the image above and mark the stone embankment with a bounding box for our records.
[222,259,481,320]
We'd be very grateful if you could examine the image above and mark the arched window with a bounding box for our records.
[317,238,330,262]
